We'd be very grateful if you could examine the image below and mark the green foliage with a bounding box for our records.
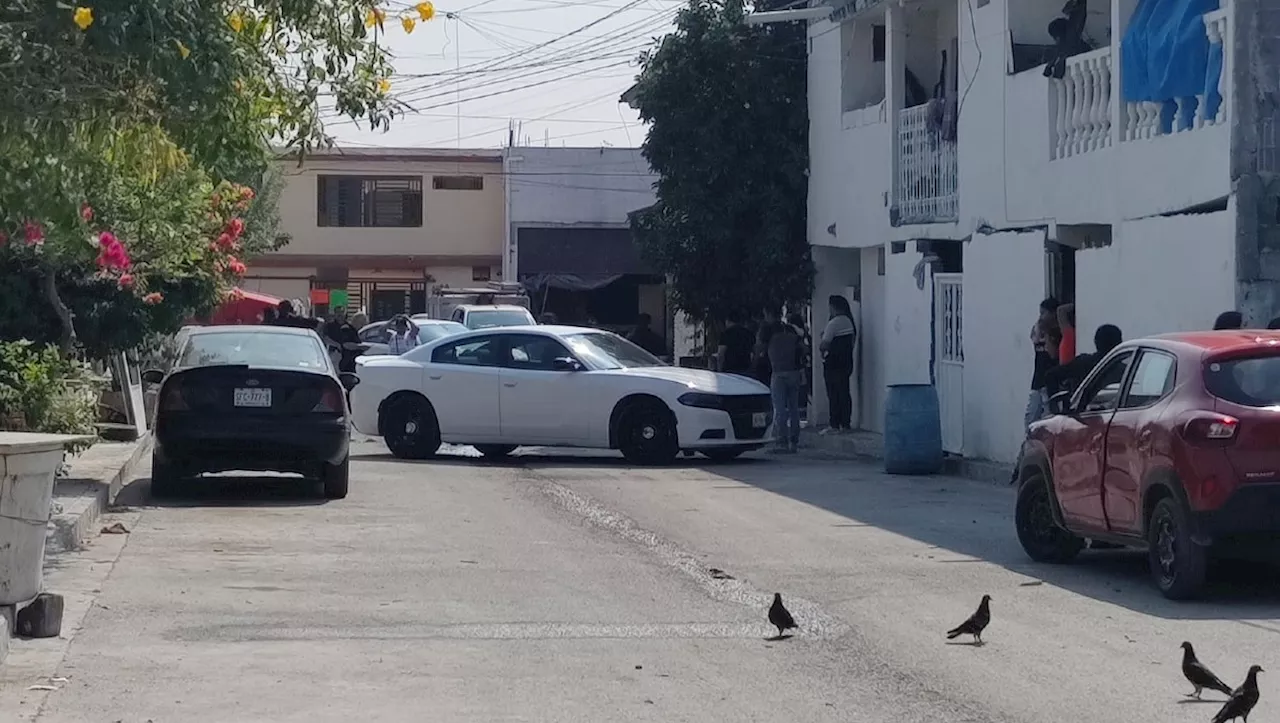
[628,0,812,322]
[0,340,105,444]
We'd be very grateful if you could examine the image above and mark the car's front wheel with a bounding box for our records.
[474,444,518,458]
[1148,496,1208,600]
[382,395,441,460]
[618,399,679,466]
[321,455,350,500]
[1015,474,1084,563]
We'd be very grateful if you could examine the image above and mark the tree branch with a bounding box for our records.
[41,269,77,356]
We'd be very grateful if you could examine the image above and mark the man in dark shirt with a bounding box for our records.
[627,313,668,358]
[717,313,754,376]
[272,299,316,329]
[1045,324,1123,394]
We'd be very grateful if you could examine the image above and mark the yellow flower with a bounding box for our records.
[174,39,191,59]
[377,78,391,94]
[73,7,93,31]
[228,11,243,32]
[364,7,385,28]
[401,15,416,34]
[415,2,435,21]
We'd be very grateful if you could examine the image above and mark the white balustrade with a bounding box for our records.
[896,103,958,224]
[1051,48,1113,160]
[1122,6,1230,141]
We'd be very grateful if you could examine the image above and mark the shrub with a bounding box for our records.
[0,340,104,449]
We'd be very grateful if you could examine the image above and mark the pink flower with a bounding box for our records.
[241,186,255,201]
[227,257,247,276]
[96,231,132,271]
[118,273,135,289]
[216,232,234,249]
[23,221,44,245]
[0,231,7,247]
[226,217,245,239]
[143,292,163,305]
[80,204,94,222]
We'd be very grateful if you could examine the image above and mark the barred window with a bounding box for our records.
[317,175,423,227]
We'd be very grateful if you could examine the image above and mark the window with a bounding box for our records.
[433,175,484,191]
[431,336,500,367]
[872,24,886,62]
[179,331,330,370]
[564,332,665,370]
[317,175,423,228]
[1121,351,1176,409]
[1075,351,1134,414]
[1204,354,1280,407]
[464,308,535,329]
[505,334,574,371]
[359,323,389,344]
[472,266,492,282]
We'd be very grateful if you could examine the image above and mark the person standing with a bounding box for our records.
[819,295,856,434]
[386,315,420,355]
[627,313,668,357]
[1214,311,1244,330]
[1024,298,1060,431]
[716,312,754,376]
[759,308,805,453]
[1057,302,1076,364]
[787,312,812,410]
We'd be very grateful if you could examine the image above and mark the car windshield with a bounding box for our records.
[466,310,532,329]
[564,332,666,370]
[419,322,468,343]
[178,331,330,370]
[1204,354,1280,407]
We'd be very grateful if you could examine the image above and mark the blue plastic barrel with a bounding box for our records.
[883,383,944,475]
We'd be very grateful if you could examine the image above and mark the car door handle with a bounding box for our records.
[428,374,442,381]
[503,382,517,388]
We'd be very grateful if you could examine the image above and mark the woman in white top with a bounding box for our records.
[819,295,857,433]
[386,315,420,355]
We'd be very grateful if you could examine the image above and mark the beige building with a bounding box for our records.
[244,147,506,320]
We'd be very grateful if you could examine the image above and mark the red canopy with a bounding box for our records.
[207,288,282,325]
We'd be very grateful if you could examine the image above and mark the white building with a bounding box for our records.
[804,0,1255,465]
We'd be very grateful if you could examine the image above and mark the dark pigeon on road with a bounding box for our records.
[768,593,797,638]
[946,594,992,644]
[1212,665,1263,723]
[1181,641,1234,699]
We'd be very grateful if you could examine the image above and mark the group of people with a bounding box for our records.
[262,300,419,373]
[712,295,858,453]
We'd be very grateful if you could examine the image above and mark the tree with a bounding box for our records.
[628,0,811,323]
[0,0,428,353]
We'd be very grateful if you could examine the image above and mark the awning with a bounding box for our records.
[516,227,653,278]
[208,288,282,325]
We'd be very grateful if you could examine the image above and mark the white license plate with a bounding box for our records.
[752,412,768,428]
[233,387,272,408]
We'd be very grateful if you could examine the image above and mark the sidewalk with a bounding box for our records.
[797,427,1014,485]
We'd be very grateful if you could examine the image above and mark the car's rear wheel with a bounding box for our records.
[700,448,744,462]
[382,395,441,460]
[1015,474,1084,563]
[474,444,518,458]
[150,452,180,499]
[1148,496,1208,600]
[618,399,679,466]
[321,455,350,500]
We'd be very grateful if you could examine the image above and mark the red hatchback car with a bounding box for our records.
[1015,331,1280,599]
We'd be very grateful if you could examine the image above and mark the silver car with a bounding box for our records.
[358,319,468,356]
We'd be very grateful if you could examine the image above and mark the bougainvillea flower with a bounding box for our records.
[118,273,135,289]
[81,204,94,222]
[24,221,44,245]
[227,257,247,276]
[96,231,131,270]
[143,292,164,305]
[226,217,245,239]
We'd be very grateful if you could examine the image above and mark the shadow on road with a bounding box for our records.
[351,445,772,470]
[116,475,330,508]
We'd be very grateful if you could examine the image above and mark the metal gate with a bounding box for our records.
[933,273,964,454]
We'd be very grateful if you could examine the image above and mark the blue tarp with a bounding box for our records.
[1120,0,1221,132]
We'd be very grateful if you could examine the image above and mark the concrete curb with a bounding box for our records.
[45,434,151,556]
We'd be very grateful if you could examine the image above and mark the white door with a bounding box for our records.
[424,335,503,440]
[498,334,587,444]
[933,273,964,454]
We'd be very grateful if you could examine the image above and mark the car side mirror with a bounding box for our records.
[552,357,583,372]
[338,372,360,391]
[141,369,165,386]
[1047,390,1073,416]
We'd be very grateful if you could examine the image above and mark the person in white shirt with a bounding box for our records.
[386,315,419,355]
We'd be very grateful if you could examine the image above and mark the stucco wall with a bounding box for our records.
[961,229,1047,464]
[858,246,887,432]
[507,147,656,227]
[883,246,932,385]
[1075,208,1236,343]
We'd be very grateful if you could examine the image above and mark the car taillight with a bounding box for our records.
[312,385,344,413]
[1181,412,1239,445]
[160,385,188,411]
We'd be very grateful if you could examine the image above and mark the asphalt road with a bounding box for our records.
[7,440,1280,722]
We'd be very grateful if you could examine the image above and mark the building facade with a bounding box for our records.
[806,0,1250,464]
[244,148,506,320]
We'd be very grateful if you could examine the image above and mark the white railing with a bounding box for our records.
[1123,7,1230,141]
[1051,48,1113,160]
[896,104,958,224]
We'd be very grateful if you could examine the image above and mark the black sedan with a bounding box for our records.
[143,325,359,499]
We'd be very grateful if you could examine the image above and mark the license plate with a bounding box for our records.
[233,387,272,408]
[752,412,768,428]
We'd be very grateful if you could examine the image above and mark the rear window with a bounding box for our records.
[1204,355,1280,407]
[465,309,533,329]
[179,332,330,370]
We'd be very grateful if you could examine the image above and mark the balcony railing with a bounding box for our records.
[1050,5,1230,159]
[1051,49,1113,160]
[896,104,958,224]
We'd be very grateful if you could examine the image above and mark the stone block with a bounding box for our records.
[15,593,64,639]
[0,616,8,666]
[0,604,14,637]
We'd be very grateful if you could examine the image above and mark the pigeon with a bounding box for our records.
[768,593,797,638]
[1181,642,1234,699]
[1212,665,1263,723]
[946,594,992,644]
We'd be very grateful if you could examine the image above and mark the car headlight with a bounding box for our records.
[678,392,724,409]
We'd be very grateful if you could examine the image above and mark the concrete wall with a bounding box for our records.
[882,246,932,386]
[858,246,887,432]
[507,147,656,228]
[1076,209,1237,342]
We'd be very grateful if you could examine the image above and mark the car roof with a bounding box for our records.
[187,324,315,337]
[1140,330,1280,355]
[456,304,532,312]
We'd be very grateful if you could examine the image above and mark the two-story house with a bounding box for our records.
[791,0,1277,467]
[244,147,506,320]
